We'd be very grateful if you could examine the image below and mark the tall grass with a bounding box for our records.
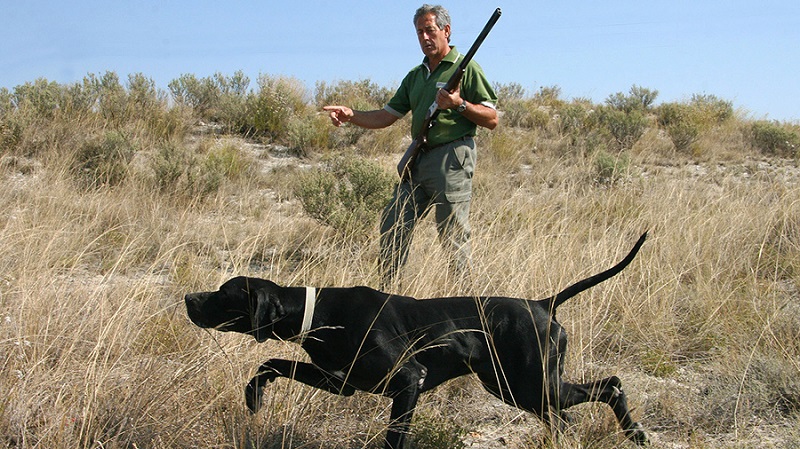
[1,73,799,448]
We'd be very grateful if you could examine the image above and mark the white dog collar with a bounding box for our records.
[301,287,316,335]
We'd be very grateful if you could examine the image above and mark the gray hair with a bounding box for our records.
[414,4,452,40]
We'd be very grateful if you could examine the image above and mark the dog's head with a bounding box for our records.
[184,276,286,342]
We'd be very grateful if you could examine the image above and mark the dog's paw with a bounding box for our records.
[245,378,265,414]
[626,422,649,446]
[245,365,283,413]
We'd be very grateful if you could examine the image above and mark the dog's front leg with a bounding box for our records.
[246,359,356,413]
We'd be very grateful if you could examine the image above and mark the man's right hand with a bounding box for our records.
[322,105,354,127]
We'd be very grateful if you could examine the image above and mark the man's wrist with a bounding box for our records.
[456,99,467,113]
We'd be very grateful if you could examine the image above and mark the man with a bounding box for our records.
[324,4,498,287]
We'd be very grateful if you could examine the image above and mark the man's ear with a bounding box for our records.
[253,288,285,342]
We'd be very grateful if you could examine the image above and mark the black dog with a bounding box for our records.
[185,233,649,448]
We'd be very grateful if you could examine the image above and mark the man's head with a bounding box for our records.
[414,4,451,61]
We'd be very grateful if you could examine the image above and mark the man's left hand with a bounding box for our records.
[437,87,463,110]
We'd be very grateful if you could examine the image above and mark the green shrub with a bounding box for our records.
[314,78,392,111]
[492,81,526,105]
[657,103,701,153]
[0,91,25,152]
[640,348,678,378]
[748,120,799,158]
[243,75,308,141]
[168,71,250,128]
[556,102,599,138]
[286,113,331,154]
[95,72,128,124]
[126,73,162,116]
[498,98,551,130]
[169,73,220,117]
[72,131,137,189]
[496,85,564,131]
[294,155,394,235]
[690,93,734,124]
[412,412,465,449]
[593,149,630,184]
[597,107,648,150]
[0,87,12,117]
[606,85,658,113]
[148,141,192,194]
[147,140,251,199]
[532,84,564,108]
[12,78,63,119]
[197,142,252,194]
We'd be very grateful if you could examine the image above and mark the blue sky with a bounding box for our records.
[2,1,798,121]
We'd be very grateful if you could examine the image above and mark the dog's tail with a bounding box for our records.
[544,231,648,314]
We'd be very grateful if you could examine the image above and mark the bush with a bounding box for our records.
[748,120,799,158]
[412,412,465,449]
[492,81,526,105]
[657,103,701,153]
[657,95,735,155]
[169,73,220,117]
[294,155,395,235]
[285,114,331,154]
[596,107,648,150]
[147,140,251,200]
[606,85,658,113]
[601,86,654,150]
[532,85,564,108]
[72,131,137,190]
[126,73,162,117]
[148,141,193,194]
[95,72,128,124]
[593,149,630,185]
[12,78,63,119]
[556,102,599,138]
[242,75,308,141]
[198,142,253,194]
[0,88,25,152]
[168,71,250,127]
[690,93,734,124]
[314,78,393,111]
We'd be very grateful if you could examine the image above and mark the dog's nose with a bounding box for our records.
[184,294,207,327]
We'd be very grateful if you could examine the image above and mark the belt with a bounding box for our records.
[422,135,473,153]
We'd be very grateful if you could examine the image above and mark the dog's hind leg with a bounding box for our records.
[383,360,428,449]
[245,359,356,413]
[558,376,649,445]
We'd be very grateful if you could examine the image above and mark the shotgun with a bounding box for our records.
[397,7,501,181]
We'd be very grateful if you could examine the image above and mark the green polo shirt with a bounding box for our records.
[384,46,497,148]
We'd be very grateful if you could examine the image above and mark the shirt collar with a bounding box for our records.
[422,46,461,74]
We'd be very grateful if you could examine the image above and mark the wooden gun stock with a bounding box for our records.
[397,7,501,181]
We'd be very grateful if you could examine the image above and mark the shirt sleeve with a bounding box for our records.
[462,61,497,109]
[384,68,416,118]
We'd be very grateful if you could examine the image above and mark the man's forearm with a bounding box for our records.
[460,101,498,130]
[350,109,399,129]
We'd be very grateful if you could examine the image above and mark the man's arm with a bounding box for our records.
[436,87,498,130]
[323,106,399,129]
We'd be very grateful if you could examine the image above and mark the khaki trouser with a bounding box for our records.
[379,136,475,286]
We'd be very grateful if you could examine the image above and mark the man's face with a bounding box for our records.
[415,13,450,61]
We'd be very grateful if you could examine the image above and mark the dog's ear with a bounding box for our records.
[252,288,285,342]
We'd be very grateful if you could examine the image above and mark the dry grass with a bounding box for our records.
[1,116,800,449]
